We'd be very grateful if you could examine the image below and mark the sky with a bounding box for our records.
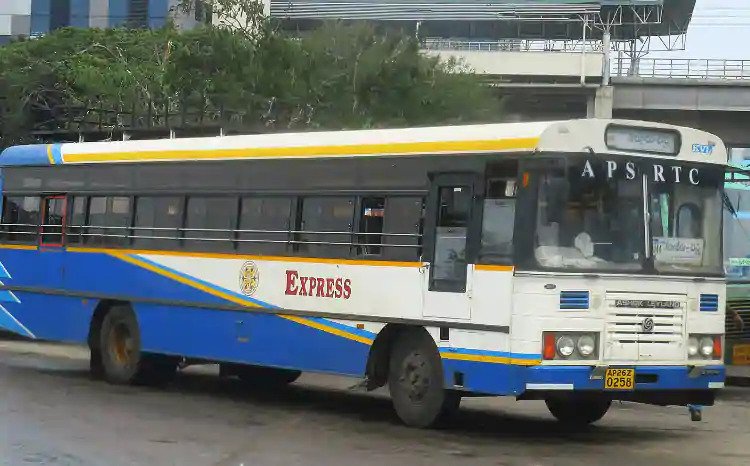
[651,0,750,59]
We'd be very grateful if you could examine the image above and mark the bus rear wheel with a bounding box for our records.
[99,306,177,386]
[388,329,460,428]
[545,396,611,426]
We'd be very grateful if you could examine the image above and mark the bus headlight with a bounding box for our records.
[543,332,599,360]
[556,336,576,357]
[577,335,596,357]
[687,336,699,357]
[700,337,714,357]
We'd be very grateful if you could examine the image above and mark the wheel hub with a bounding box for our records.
[400,351,430,402]
[109,323,134,367]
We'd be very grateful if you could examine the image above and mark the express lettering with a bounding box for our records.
[581,160,699,185]
[284,270,352,299]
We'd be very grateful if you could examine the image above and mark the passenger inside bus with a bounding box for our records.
[535,167,642,270]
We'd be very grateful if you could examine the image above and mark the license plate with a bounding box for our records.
[605,368,635,390]
[733,344,750,365]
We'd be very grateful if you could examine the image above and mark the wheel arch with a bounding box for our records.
[365,324,436,390]
[87,299,132,350]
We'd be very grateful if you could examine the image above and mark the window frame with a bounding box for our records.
[0,195,42,245]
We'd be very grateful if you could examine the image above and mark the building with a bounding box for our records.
[0,0,216,43]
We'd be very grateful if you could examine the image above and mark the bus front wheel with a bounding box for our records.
[388,329,460,428]
[99,305,177,386]
[545,396,611,426]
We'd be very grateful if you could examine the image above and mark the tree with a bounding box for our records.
[177,0,268,43]
[0,4,502,148]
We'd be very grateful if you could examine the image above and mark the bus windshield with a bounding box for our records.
[650,182,723,275]
[535,160,643,271]
[532,157,723,275]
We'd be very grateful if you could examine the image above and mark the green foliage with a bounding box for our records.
[0,4,501,147]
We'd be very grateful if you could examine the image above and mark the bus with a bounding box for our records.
[0,119,727,428]
[724,165,750,367]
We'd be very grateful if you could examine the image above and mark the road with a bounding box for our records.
[0,340,748,466]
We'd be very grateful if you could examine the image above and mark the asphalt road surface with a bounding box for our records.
[1,340,748,466]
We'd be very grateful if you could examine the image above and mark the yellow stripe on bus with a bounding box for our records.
[62,138,540,163]
[46,145,55,165]
[108,252,374,345]
[440,352,540,366]
[68,246,422,268]
[0,244,38,250]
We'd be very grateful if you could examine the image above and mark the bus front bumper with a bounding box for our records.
[520,364,725,406]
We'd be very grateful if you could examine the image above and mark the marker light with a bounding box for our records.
[543,333,556,360]
[713,336,723,359]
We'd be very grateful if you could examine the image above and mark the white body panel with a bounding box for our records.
[136,252,724,366]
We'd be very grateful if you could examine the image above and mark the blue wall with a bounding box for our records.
[70,0,91,28]
[149,0,169,28]
[30,0,51,35]
[108,0,128,27]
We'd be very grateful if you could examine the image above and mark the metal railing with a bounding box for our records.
[612,57,750,80]
[422,38,603,53]
[0,224,423,250]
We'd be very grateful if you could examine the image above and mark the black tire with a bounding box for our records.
[235,365,302,387]
[388,329,456,428]
[99,305,177,386]
[545,397,611,426]
[89,347,105,380]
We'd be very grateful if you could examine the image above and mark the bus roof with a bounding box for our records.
[0,119,728,167]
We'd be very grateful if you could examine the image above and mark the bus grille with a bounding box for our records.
[726,299,750,340]
[606,306,685,344]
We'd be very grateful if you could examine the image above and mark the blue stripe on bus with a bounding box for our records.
[699,294,719,312]
[123,253,380,342]
[560,290,589,310]
[439,347,540,360]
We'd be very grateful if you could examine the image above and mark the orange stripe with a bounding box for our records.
[62,138,540,164]
[67,246,423,268]
[0,244,38,251]
[474,264,514,272]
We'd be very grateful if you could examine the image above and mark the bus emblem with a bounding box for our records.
[642,317,655,333]
[239,261,259,296]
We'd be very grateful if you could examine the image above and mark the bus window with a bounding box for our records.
[41,196,66,246]
[534,161,642,271]
[87,197,107,245]
[677,203,702,238]
[134,197,183,249]
[67,196,87,244]
[650,182,722,274]
[86,196,131,246]
[432,185,471,289]
[0,196,40,243]
[238,197,294,255]
[185,197,238,252]
[358,197,385,256]
[299,197,354,258]
[382,197,423,261]
[479,177,517,264]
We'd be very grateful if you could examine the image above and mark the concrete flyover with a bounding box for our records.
[610,58,750,148]
[429,47,750,148]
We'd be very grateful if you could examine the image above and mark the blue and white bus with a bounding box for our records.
[0,119,727,427]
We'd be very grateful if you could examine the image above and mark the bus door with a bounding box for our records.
[422,174,480,320]
[38,195,67,285]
